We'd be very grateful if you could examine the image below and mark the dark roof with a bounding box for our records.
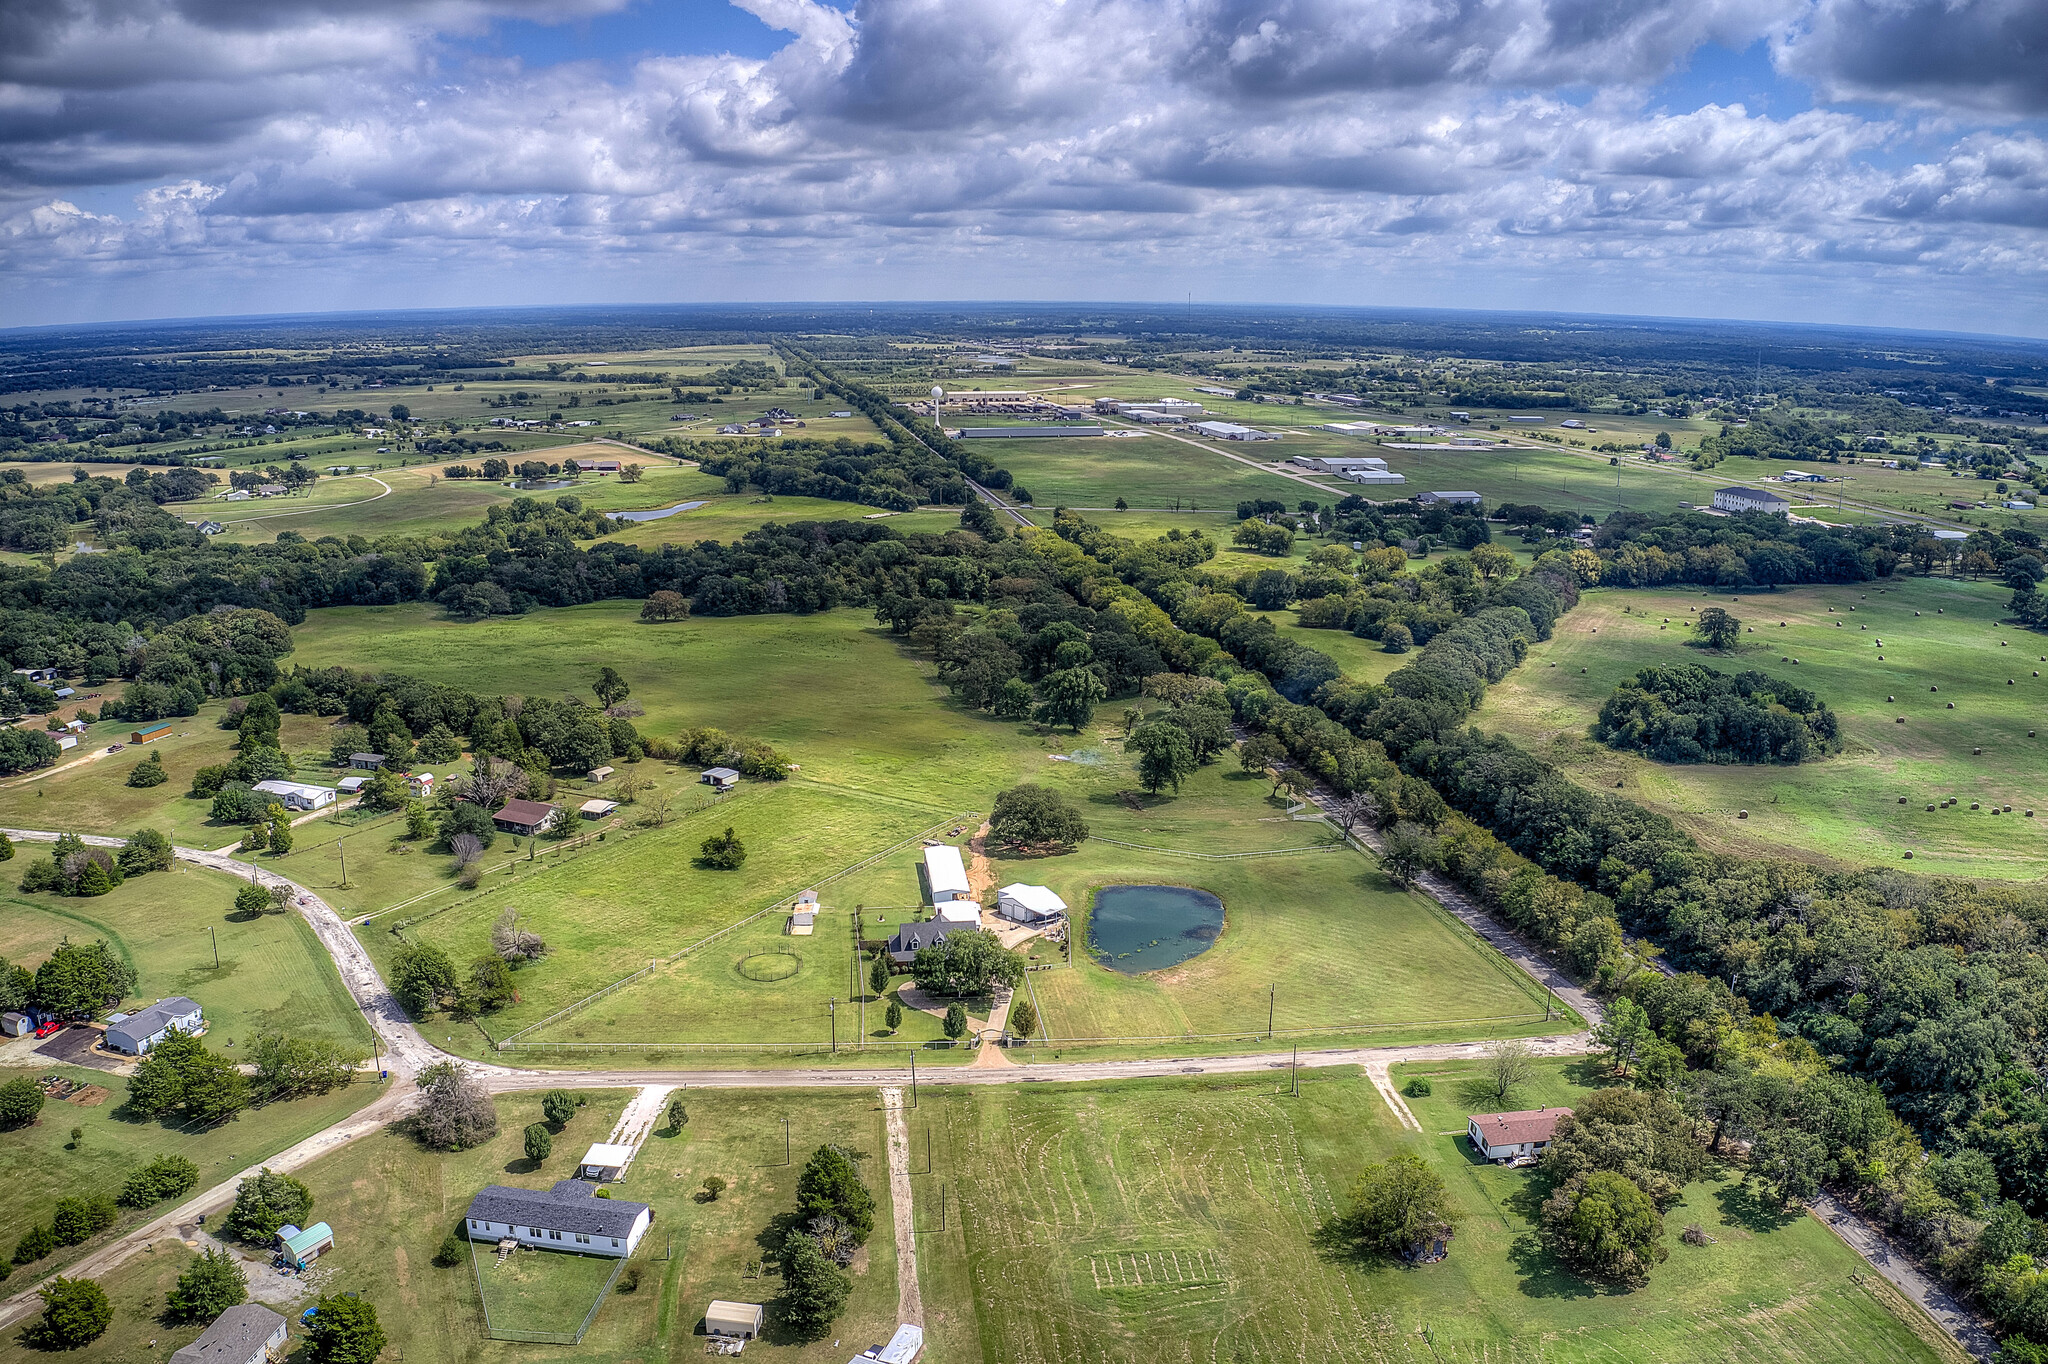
[1719,486,1791,504]
[170,1305,286,1364]
[494,798,560,826]
[1468,1107,1572,1146]
[888,921,966,955]
[107,997,201,1045]
[464,1181,650,1239]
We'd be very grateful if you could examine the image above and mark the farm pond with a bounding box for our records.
[1088,885,1225,973]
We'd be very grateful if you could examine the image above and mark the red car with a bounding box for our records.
[32,1020,64,1039]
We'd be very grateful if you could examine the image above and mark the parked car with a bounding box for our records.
[33,1020,65,1038]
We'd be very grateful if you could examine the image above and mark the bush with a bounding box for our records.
[1326,1151,1458,1258]
[166,1247,246,1321]
[1541,1170,1668,1283]
[119,1154,201,1208]
[223,1168,314,1243]
[28,1277,110,1349]
[433,1230,467,1267]
[14,1222,57,1265]
[0,1075,44,1128]
[524,1123,553,1164]
[698,826,746,869]
[1404,1076,1432,1097]
[50,1194,117,1246]
[543,1089,576,1129]
[126,752,167,787]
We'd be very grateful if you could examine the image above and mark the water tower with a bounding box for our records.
[930,385,945,427]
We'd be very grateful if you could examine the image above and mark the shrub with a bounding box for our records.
[543,1089,577,1129]
[51,1194,116,1246]
[120,1154,201,1208]
[28,1277,110,1349]
[126,752,167,787]
[524,1123,553,1164]
[433,1230,468,1267]
[223,1168,313,1243]
[14,1223,57,1265]
[0,1075,45,1128]
[1404,1076,1432,1097]
[165,1247,246,1321]
[698,826,746,869]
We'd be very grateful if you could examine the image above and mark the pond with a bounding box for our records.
[1088,885,1225,974]
[608,500,708,523]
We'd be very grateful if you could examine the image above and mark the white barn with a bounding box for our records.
[922,844,971,906]
[997,884,1067,924]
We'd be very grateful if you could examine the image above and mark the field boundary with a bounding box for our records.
[497,811,978,1048]
[468,1239,624,1344]
[1083,836,1343,860]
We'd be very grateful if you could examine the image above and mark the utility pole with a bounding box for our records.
[911,1053,917,1110]
[205,925,218,968]
[337,838,348,889]
[829,998,837,1055]
[782,1117,790,1166]
[1267,983,1275,1039]
[1292,1043,1299,1097]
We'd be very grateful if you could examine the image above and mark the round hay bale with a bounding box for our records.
[2002,641,2008,647]
[2010,679,2016,685]
[1975,747,1983,755]
[1926,803,1936,811]
[1879,655,1884,659]
[1897,717,1906,724]
[1737,810,1748,819]
[1888,695,1895,702]
[1581,667,1587,673]
[1916,611,1921,616]
[1971,802,1980,810]
[1931,685,1939,692]
[2029,810,2036,818]
[1898,796,1907,804]
[1948,701,1956,708]
[1903,850,1914,859]
[2005,805,2014,813]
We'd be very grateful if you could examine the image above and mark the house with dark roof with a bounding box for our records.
[492,798,562,836]
[170,1304,287,1364]
[1466,1107,1573,1163]
[463,1179,652,1257]
[887,920,967,966]
[104,997,203,1055]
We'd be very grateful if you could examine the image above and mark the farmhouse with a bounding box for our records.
[997,883,1067,924]
[572,458,622,473]
[1466,1107,1572,1163]
[1711,487,1791,516]
[169,1304,288,1364]
[277,1222,334,1269]
[888,921,967,966]
[701,766,740,791]
[1416,491,1482,507]
[250,780,337,812]
[464,1180,652,1257]
[104,997,204,1055]
[131,723,173,744]
[705,1301,764,1343]
[922,844,972,906]
[492,798,561,835]
[577,1142,638,1181]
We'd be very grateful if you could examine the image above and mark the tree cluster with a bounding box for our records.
[1596,662,1841,764]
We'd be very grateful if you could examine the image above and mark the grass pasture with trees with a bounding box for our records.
[907,1069,1957,1364]
[1478,574,2048,877]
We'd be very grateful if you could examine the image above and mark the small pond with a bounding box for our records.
[608,500,708,523]
[1089,885,1225,974]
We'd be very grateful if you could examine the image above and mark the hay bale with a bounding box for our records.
[1971,802,1980,810]
[1737,810,1748,819]
[1896,716,1906,723]
[1898,796,1907,804]
[1975,747,1983,755]
[1903,850,1914,859]
[1948,701,1956,708]
[1926,803,1936,811]
[1888,695,1895,702]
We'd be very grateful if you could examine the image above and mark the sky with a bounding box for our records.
[4,0,2048,335]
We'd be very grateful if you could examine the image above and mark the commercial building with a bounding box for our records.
[1416,491,1482,507]
[1711,487,1792,516]
[1189,421,1277,441]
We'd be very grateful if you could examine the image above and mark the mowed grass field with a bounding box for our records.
[1479,573,2048,877]
[19,1086,906,1364]
[966,432,1331,511]
[908,1068,1957,1364]
[0,856,372,1046]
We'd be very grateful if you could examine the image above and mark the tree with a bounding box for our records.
[250,1033,363,1100]
[943,1002,968,1039]
[224,1168,313,1242]
[1541,1088,1708,1209]
[796,1145,875,1245]
[1376,821,1436,886]
[1009,997,1038,1040]
[305,1292,386,1364]
[15,1223,56,1265]
[391,943,458,1016]
[868,953,890,997]
[909,928,1025,997]
[433,1229,467,1267]
[1237,733,1284,777]
[266,807,295,855]
[51,1194,116,1246]
[411,1062,498,1150]
[700,1175,726,1201]
[119,1154,199,1208]
[127,751,167,787]
[1593,997,1653,1077]
[699,827,747,869]
[776,1233,851,1341]
[491,908,548,962]
[885,999,903,1032]
[166,1247,246,1321]
[593,667,631,709]
[127,1033,249,1125]
[641,590,691,622]
[992,677,1033,719]
[1693,606,1742,650]
[1128,721,1197,794]
[524,1122,553,1165]
[1748,1123,1829,1208]
[988,784,1089,850]
[1381,622,1414,653]
[1542,1171,1668,1282]
[468,955,515,1012]
[0,1075,44,1128]
[361,766,408,811]
[666,1096,687,1133]
[1033,666,1107,732]
[29,1277,111,1349]
[33,939,135,1018]
[543,1089,577,1130]
[1483,1038,1536,1102]
[404,799,436,841]
[1328,1152,1459,1257]
[118,828,174,876]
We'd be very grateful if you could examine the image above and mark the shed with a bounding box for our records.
[277,1221,334,1268]
[997,884,1067,924]
[492,798,561,836]
[701,767,740,791]
[921,844,971,905]
[705,1302,764,1341]
[336,775,371,795]
[1,1012,28,1037]
[588,764,615,782]
[169,1304,288,1364]
[63,719,86,733]
[56,735,78,751]
[131,723,173,744]
[104,997,204,1055]
[579,799,619,819]
[406,772,435,797]
[579,1142,638,1181]
[350,753,386,770]
[789,909,815,936]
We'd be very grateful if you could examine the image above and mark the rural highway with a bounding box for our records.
[0,824,1994,1357]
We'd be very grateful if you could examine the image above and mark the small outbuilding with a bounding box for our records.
[788,909,815,936]
[578,1142,638,1182]
[104,997,204,1055]
[587,764,615,782]
[169,1303,288,1364]
[131,723,173,744]
[1,1011,29,1037]
[349,753,386,770]
[277,1222,334,1269]
[336,774,371,795]
[921,844,972,906]
[997,884,1067,924]
[705,1301,764,1343]
[406,772,435,798]
[579,799,619,820]
[701,767,740,792]
[492,798,562,836]
[1467,1107,1572,1163]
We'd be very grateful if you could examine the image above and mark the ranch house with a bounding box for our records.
[464,1180,652,1257]
[1466,1107,1572,1163]
[492,798,561,835]
[169,1304,288,1364]
[104,997,204,1055]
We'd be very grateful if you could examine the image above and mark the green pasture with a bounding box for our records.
[0,1227,205,1364]
[606,495,961,550]
[0,1061,378,1285]
[966,432,1330,511]
[0,855,373,1046]
[1250,611,1410,683]
[57,1085,903,1364]
[909,1067,1955,1364]
[1478,574,2048,877]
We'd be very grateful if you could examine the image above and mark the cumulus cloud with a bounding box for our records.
[1,0,2046,327]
